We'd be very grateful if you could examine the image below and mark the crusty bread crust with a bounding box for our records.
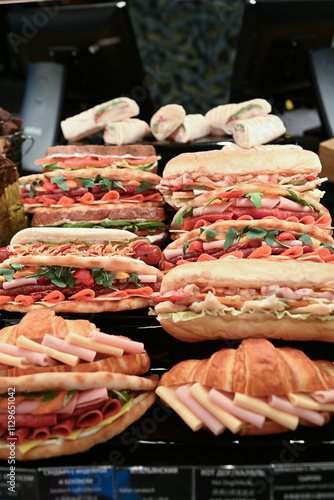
[31,204,166,226]
[158,312,334,343]
[10,227,138,245]
[45,144,157,158]
[159,259,334,293]
[162,144,322,180]
[0,391,156,461]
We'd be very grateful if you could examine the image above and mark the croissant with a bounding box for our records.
[157,339,334,435]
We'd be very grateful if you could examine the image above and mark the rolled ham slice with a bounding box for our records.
[150,104,186,141]
[232,114,286,149]
[269,395,325,426]
[170,114,210,143]
[0,342,58,367]
[41,334,96,362]
[88,330,144,354]
[208,389,265,428]
[16,399,40,414]
[103,119,150,145]
[56,393,78,415]
[76,409,104,428]
[76,387,109,409]
[29,426,50,441]
[100,398,122,419]
[309,389,334,403]
[175,384,225,436]
[51,417,76,437]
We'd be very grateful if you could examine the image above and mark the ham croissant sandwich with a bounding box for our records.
[0,254,163,313]
[156,338,334,436]
[170,184,331,238]
[157,144,325,209]
[160,219,334,271]
[152,259,334,342]
[0,310,157,460]
[0,227,162,266]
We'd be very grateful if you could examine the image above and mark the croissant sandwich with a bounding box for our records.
[0,227,162,266]
[35,144,159,173]
[160,219,334,271]
[0,311,157,460]
[152,259,334,342]
[0,254,163,313]
[20,165,164,213]
[158,144,325,209]
[156,338,334,436]
[170,184,331,237]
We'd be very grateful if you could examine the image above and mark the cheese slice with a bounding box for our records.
[155,386,203,432]
[66,333,123,357]
[234,393,299,431]
[0,352,33,369]
[190,383,243,434]
[287,393,334,412]
[16,336,79,367]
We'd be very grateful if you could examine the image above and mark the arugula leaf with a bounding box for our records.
[109,389,132,406]
[42,391,58,403]
[265,229,280,246]
[92,268,116,288]
[63,390,76,407]
[29,179,42,198]
[201,196,223,213]
[245,227,268,239]
[175,207,193,225]
[286,189,316,212]
[236,225,249,243]
[76,177,96,189]
[127,273,143,288]
[29,266,75,288]
[136,182,153,194]
[298,233,313,246]
[224,228,238,250]
[199,227,219,243]
[182,240,191,258]
[235,123,245,132]
[0,264,25,282]
[244,192,263,208]
[50,176,69,191]
[321,242,334,251]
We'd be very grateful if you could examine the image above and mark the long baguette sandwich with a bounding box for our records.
[30,204,168,246]
[35,144,159,173]
[170,184,331,237]
[160,219,334,271]
[0,311,157,460]
[19,167,164,213]
[0,227,162,266]
[156,338,334,436]
[0,254,163,313]
[205,98,272,135]
[60,97,139,142]
[151,259,334,342]
[158,144,325,209]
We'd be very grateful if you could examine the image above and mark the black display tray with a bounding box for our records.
[1,309,334,470]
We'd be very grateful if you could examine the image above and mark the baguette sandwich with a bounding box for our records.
[0,227,162,266]
[0,311,157,460]
[205,98,272,135]
[160,219,334,271]
[152,259,334,342]
[158,144,325,209]
[35,144,159,173]
[170,184,331,237]
[0,254,163,313]
[19,167,164,213]
[60,97,139,142]
[156,338,334,435]
[30,204,168,246]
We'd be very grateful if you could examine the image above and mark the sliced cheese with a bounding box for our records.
[287,393,334,412]
[0,352,33,369]
[155,386,203,432]
[234,393,299,431]
[66,333,123,357]
[190,383,243,434]
[16,336,79,367]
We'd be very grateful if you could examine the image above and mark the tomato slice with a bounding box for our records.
[276,231,296,241]
[73,269,94,286]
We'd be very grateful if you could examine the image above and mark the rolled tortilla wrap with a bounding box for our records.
[170,114,210,143]
[150,104,186,141]
[232,115,286,149]
[103,119,150,145]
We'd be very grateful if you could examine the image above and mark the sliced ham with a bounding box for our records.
[15,400,40,414]
[193,201,233,216]
[0,342,57,367]
[29,426,50,441]
[51,417,76,437]
[88,330,144,354]
[269,395,325,426]
[277,196,312,212]
[208,389,265,428]
[100,398,122,419]
[56,393,78,415]
[309,389,334,403]
[41,334,96,362]
[3,277,38,290]
[175,384,225,436]
[76,387,109,409]
[76,409,104,428]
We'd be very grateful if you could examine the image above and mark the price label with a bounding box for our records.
[272,462,334,499]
